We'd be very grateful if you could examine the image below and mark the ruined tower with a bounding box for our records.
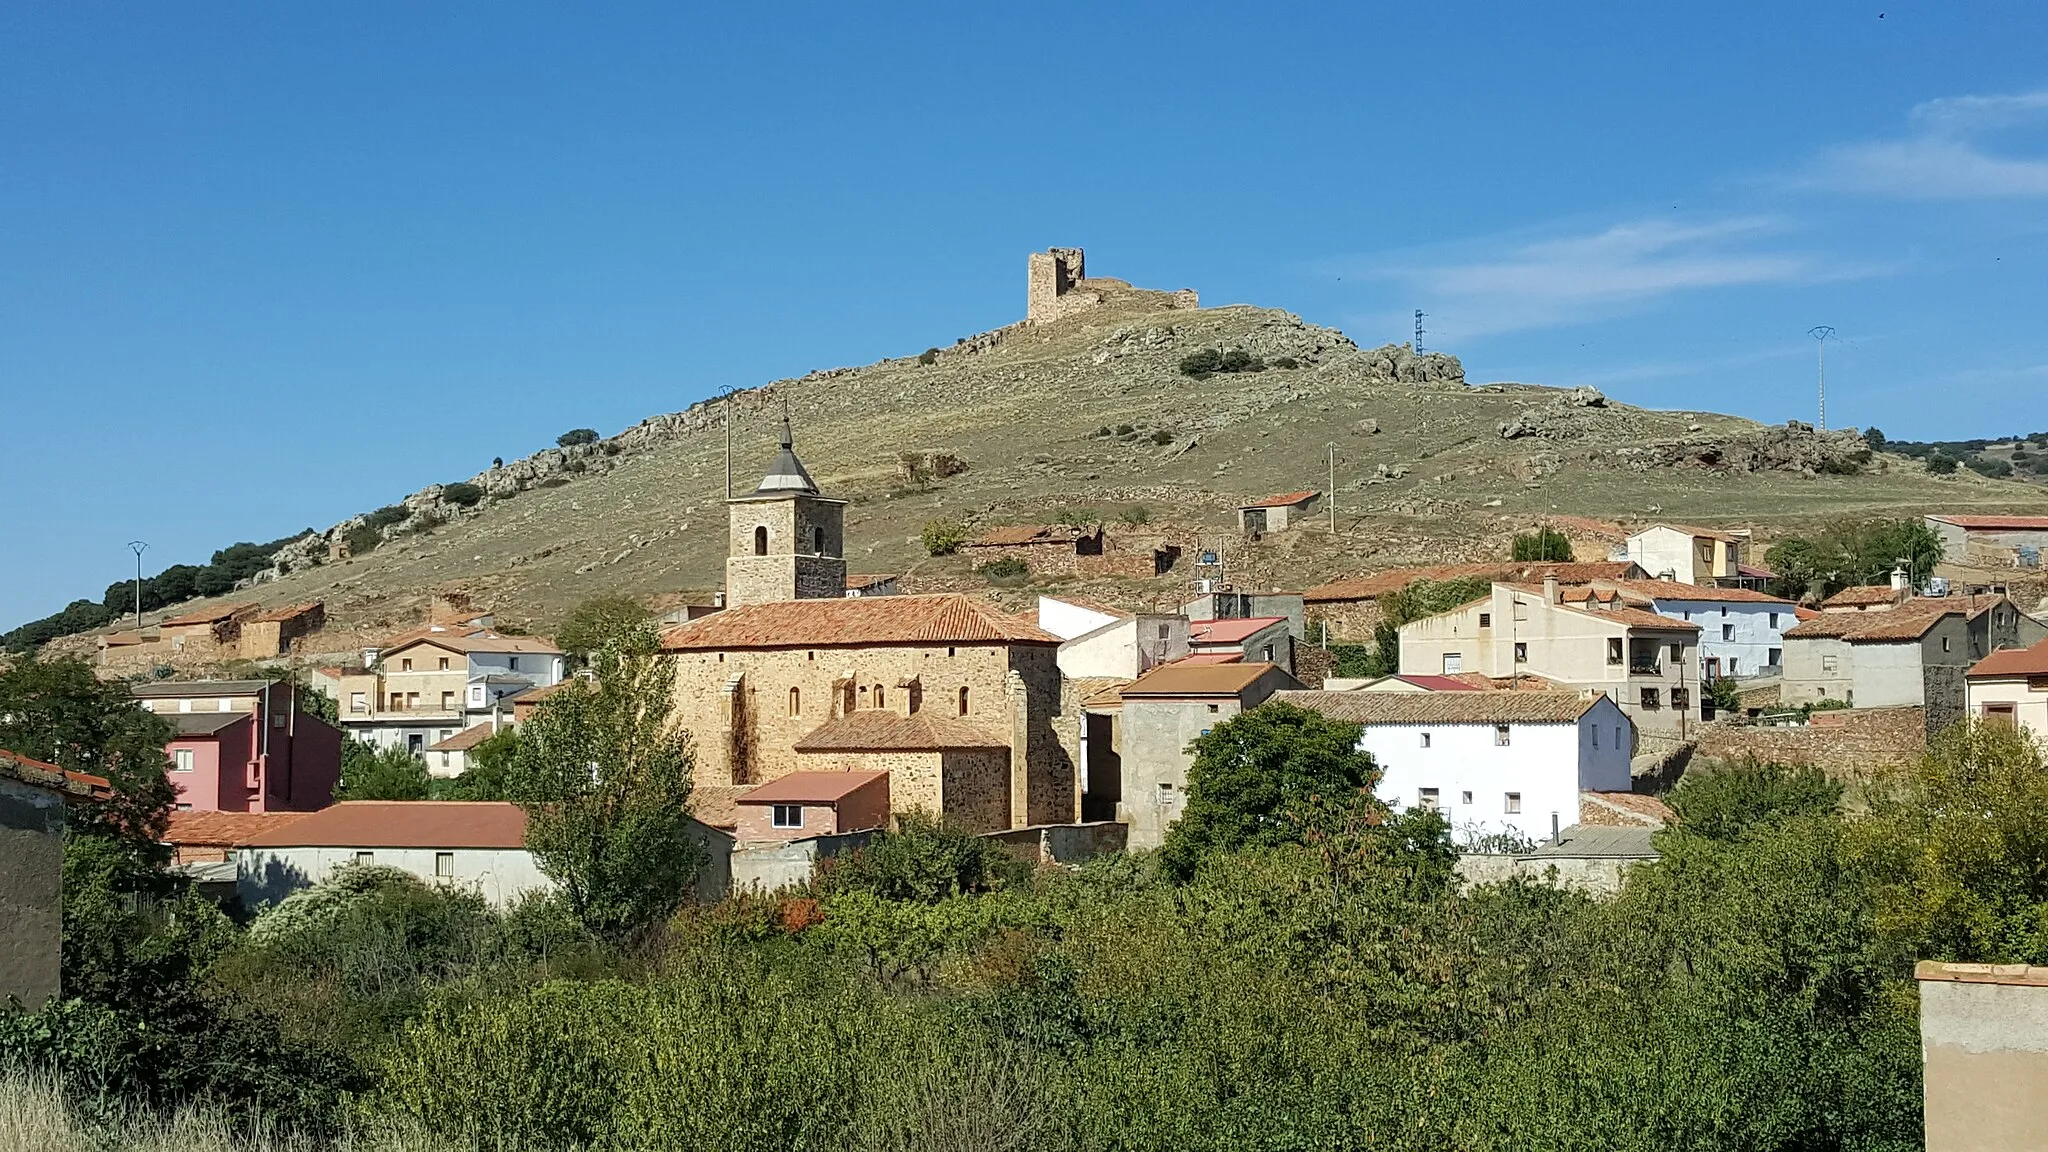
[724,416,847,606]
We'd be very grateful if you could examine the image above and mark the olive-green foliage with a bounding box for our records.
[553,593,652,658]
[919,519,967,556]
[509,626,704,935]
[1667,756,1843,841]
[1357,575,1493,676]
[820,814,1026,903]
[432,727,520,800]
[977,556,1028,581]
[0,656,177,862]
[1161,702,1385,880]
[440,483,484,508]
[337,741,432,801]
[556,428,599,447]
[1178,347,1264,379]
[1510,527,1574,561]
[1764,517,1944,601]
[1705,673,1742,714]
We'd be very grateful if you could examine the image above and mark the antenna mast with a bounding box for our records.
[1807,326,1835,431]
[1414,310,1426,356]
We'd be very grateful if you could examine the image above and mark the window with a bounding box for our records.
[217,697,235,712]
[1158,624,1170,640]
[789,687,801,716]
[439,730,453,743]
[812,526,825,554]
[1640,687,1661,709]
[1206,703,1219,714]
[1260,644,1274,662]
[772,804,803,830]
[441,691,455,711]
[1768,648,1781,666]
[1479,613,1492,628]
[1616,726,1624,750]
[1607,639,1624,665]
[1461,791,1473,805]
[401,658,413,671]
[389,693,403,710]
[1722,624,1734,641]
[355,851,375,866]
[1942,636,1952,652]
[173,749,194,773]
[875,686,886,709]
[1769,612,1780,629]
[1442,653,1464,674]
[1420,732,1432,748]
[1495,724,1511,746]
[1418,788,1440,811]
[1592,726,1600,748]
[1671,687,1690,710]
[1727,658,1737,675]
[439,656,450,671]
[1983,704,2017,727]
[958,687,970,716]
[754,525,768,555]
[431,852,454,877]
[1504,792,1522,814]
[470,686,485,705]
[1720,607,1728,617]
[1821,654,1838,673]
[1514,642,1528,663]
[175,802,192,811]
[406,691,419,708]
[508,657,520,672]
[1513,598,1529,622]
[349,692,367,714]
[407,734,424,754]
[1669,643,1682,662]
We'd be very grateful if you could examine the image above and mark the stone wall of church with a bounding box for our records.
[725,495,848,605]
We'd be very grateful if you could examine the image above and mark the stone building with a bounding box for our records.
[725,416,847,606]
[1781,595,2044,734]
[1024,246,1199,326]
[1,749,110,1009]
[959,523,1178,579]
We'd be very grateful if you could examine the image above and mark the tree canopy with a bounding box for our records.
[1764,518,1943,602]
[0,656,175,858]
[553,594,654,659]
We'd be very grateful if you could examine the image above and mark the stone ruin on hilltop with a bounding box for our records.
[1026,246,1200,326]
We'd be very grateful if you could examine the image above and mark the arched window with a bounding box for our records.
[874,686,885,709]
[811,526,825,554]
[958,686,970,716]
[788,687,800,717]
[753,525,768,556]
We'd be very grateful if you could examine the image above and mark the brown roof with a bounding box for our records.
[1784,598,1971,642]
[963,524,1087,547]
[160,603,258,627]
[1582,790,1675,827]
[249,601,323,623]
[1305,561,1643,603]
[1273,689,1606,724]
[1121,661,1292,697]
[1819,585,1904,609]
[1970,639,2048,679]
[168,713,251,736]
[382,624,561,656]
[659,594,1059,651]
[240,801,528,849]
[845,573,897,588]
[792,710,1009,752]
[1496,585,1699,632]
[164,810,312,847]
[738,770,890,805]
[427,723,500,752]
[1241,490,1319,509]
[0,747,112,800]
[1597,580,1792,606]
[1929,515,2048,531]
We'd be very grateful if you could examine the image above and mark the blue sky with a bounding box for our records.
[6,2,2048,627]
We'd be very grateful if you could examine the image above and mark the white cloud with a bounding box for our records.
[1799,88,2048,199]
[1342,216,1872,338]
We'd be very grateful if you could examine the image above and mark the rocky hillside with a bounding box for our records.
[48,295,2048,661]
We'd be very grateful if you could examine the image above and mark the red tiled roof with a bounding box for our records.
[1496,585,1699,632]
[845,574,897,588]
[1820,585,1904,609]
[1275,689,1606,724]
[1970,639,2048,679]
[1189,616,1289,644]
[1121,662,1290,697]
[427,723,500,752]
[1305,561,1644,603]
[1582,790,1675,827]
[0,748,112,800]
[1240,490,1319,509]
[1738,563,1777,579]
[381,624,561,656]
[1600,579,1793,606]
[240,801,528,850]
[659,594,1059,651]
[1391,674,1486,691]
[1929,515,2048,531]
[964,524,1086,547]
[160,603,257,627]
[164,810,312,847]
[1784,598,1969,641]
[792,711,1008,752]
[738,770,889,805]
[1174,652,1246,665]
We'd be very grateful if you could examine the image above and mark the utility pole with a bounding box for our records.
[1808,326,1835,431]
[126,541,148,628]
[1414,310,1426,355]
[1328,443,1337,534]
[723,402,732,499]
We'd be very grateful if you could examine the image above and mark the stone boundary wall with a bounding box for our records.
[1691,706,1926,777]
[1457,853,1643,896]
[730,830,875,895]
[984,821,1128,865]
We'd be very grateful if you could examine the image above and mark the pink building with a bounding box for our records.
[733,770,890,844]
[135,680,341,813]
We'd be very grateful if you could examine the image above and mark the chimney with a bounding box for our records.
[712,590,727,609]
[1890,565,1910,597]
[1551,812,1561,846]
[1658,569,1677,582]
[1543,575,1560,604]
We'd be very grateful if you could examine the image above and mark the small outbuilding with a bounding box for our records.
[733,770,890,844]
[1238,491,1320,535]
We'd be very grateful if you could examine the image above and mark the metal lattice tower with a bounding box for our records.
[1414,310,1426,356]
[1808,326,1835,431]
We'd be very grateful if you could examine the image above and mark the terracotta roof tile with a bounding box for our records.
[165,810,312,847]
[738,770,890,805]
[1274,689,1604,724]
[1581,790,1675,827]
[1121,662,1292,697]
[1495,586,1700,631]
[1598,580,1793,606]
[659,594,1060,651]
[1389,674,1486,691]
[1785,598,1972,641]
[1240,490,1319,509]
[427,723,500,752]
[1820,585,1904,609]
[248,601,323,624]
[1929,515,2048,531]
[1305,561,1643,603]
[160,603,258,627]
[792,711,1009,751]
[240,801,528,850]
[1970,639,2048,678]
[0,747,112,799]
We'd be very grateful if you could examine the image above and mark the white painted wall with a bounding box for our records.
[237,846,554,908]
[1359,699,1632,845]
[1968,678,2048,742]
[1655,598,1791,678]
[1038,597,1122,641]
[467,652,564,692]
[1782,637,1856,705]
[1056,615,1189,680]
[1627,527,1704,584]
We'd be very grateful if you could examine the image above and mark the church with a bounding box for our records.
[659,419,1076,833]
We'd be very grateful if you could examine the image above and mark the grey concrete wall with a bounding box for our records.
[730,829,873,894]
[0,777,66,1009]
[1918,965,2048,1152]
[984,821,1127,864]
[1457,852,1642,896]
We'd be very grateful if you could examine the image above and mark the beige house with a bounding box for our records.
[1037,595,1189,681]
[1623,524,1753,587]
[1916,961,2048,1152]
[336,623,564,771]
[1966,639,2048,741]
[1103,662,1302,850]
[1398,577,1702,740]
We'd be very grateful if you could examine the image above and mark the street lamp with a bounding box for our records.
[126,541,148,629]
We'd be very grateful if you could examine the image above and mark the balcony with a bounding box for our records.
[1628,661,1662,676]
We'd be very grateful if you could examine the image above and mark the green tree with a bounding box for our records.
[1927,452,1959,474]
[1666,757,1841,841]
[336,741,431,800]
[1361,575,1493,675]
[0,656,176,860]
[1703,674,1742,715]
[820,813,1023,903]
[434,727,521,801]
[921,519,968,556]
[555,594,653,659]
[509,626,703,935]
[1161,702,1383,880]
[1511,527,1574,561]
[1863,426,1886,450]
[557,428,600,447]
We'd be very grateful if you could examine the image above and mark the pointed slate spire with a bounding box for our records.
[752,411,819,495]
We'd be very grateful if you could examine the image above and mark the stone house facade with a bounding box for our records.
[1237,491,1319,535]
[960,524,1177,580]
[1782,596,2043,735]
[1925,514,2048,567]
[236,601,326,659]
[1,750,110,1009]
[725,417,847,606]
[1103,662,1302,850]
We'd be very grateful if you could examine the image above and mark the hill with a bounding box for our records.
[35,284,2048,664]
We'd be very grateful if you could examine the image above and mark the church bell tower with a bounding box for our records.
[724,416,847,606]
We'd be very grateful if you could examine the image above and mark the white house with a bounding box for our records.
[1038,595,1189,680]
[1275,689,1634,846]
[1624,524,1754,587]
[1966,639,2048,742]
[333,623,565,770]
[1580,579,1796,681]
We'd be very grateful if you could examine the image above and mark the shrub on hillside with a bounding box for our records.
[921,519,968,556]
[557,428,599,448]
[1178,347,1266,379]
[1511,527,1574,561]
[441,482,484,507]
[977,557,1028,582]
[365,504,411,530]
[1926,453,1959,474]
[343,524,382,557]
[1966,456,2014,478]
[917,348,938,366]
